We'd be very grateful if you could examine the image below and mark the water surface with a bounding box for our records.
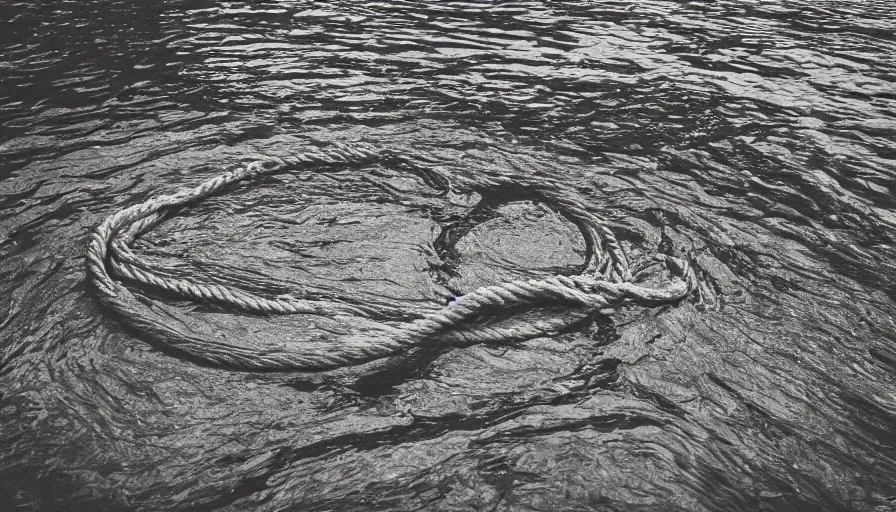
[2,1,896,510]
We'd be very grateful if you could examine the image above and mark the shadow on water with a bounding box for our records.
[2,0,896,510]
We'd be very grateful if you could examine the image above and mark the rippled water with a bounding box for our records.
[2,1,896,510]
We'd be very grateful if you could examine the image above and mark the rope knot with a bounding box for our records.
[86,144,697,370]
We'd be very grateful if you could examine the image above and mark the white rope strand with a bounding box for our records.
[86,144,696,370]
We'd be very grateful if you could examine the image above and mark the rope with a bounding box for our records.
[86,143,697,371]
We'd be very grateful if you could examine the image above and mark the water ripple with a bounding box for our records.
[1,0,895,510]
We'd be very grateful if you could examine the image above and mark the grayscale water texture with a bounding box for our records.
[1,1,895,510]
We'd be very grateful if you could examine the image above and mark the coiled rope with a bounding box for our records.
[86,143,697,371]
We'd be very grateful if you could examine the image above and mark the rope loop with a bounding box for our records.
[86,144,696,370]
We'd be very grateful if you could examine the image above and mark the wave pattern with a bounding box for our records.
[1,0,895,510]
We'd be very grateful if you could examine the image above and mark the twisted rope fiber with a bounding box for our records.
[86,144,697,370]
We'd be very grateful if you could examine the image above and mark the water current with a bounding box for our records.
[1,1,895,510]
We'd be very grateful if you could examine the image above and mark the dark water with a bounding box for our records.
[2,1,896,510]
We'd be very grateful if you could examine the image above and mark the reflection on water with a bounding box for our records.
[2,1,896,510]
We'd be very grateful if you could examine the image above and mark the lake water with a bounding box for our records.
[1,1,895,510]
